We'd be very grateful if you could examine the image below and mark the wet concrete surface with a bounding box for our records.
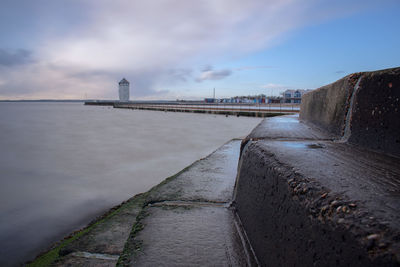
[31,140,252,266]
[348,68,400,157]
[234,114,400,266]
[61,199,142,255]
[50,194,146,266]
[247,114,333,141]
[120,140,256,266]
[146,140,241,203]
[131,205,249,266]
[257,140,400,230]
[300,67,400,157]
[54,254,118,267]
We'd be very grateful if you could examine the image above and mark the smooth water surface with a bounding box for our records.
[0,102,262,266]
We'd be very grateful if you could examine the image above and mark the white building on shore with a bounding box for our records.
[118,78,130,101]
[282,89,311,103]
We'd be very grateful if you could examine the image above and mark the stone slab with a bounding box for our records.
[59,194,144,258]
[130,205,250,267]
[119,140,255,266]
[147,140,241,203]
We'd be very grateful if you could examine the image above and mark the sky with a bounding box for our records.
[0,0,399,100]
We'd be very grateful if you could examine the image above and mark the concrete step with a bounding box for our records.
[31,140,252,266]
[118,140,257,266]
[234,114,400,266]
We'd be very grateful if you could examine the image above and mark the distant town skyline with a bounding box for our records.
[0,0,399,100]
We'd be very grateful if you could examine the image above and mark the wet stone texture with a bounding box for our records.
[131,205,248,267]
[146,140,241,203]
[349,68,400,157]
[41,140,252,266]
[54,254,118,267]
[235,68,400,267]
[121,140,256,266]
[56,194,145,266]
[299,73,360,136]
[300,67,400,157]
[247,114,332,141]
[235,140,400,266]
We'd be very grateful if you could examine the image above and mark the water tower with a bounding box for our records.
[118,78,130,101]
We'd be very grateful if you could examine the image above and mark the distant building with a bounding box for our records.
[204,98,216,103]
[119,78,130,101]
[282,89,311,103]
[266,96,282,103]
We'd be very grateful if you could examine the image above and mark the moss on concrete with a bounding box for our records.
[27,193,147,267]
[27,158,199,267]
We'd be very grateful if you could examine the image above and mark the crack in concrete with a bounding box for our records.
[148,200,230,208]
[250,137,334,142]
[70,251,119,261]
[232,210,261,267]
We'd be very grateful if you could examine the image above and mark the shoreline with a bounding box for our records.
[27,143,225,266]
[0,103,264,266]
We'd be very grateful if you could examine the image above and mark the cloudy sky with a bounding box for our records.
[0,0,399,100]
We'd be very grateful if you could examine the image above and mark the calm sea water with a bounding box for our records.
[0,102,262,266]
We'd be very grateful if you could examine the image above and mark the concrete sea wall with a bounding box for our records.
[30,67,399,266]
[234,67,400,266]
[300,67,400,157]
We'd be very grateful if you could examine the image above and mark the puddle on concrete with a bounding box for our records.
[307,143,325,149]
[282,142,325,150]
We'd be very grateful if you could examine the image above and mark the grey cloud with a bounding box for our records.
[0,63,170,99]
[335,70,345,74]
[0,49,33,66]
[201,65,213,72]
[125,70,170,98]
[165,68,193,83]
[196,69,232,82]
[234,66,275,71]
[0,0,382,99]
[64,66,171,98]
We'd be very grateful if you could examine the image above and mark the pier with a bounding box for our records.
[85,101,299,117]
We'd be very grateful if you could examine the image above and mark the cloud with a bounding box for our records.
[260,83,289,96]
[0,0,382,99]
[335,70,346,74]
[234,66,275,71]
[0,49,34,66]
[0,62,171,99]
[194,64,274,83]
[262,83,287,89]
[196,68,232,82]
[201,65,213,72]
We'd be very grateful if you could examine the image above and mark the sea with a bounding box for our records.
[0,102,262,266]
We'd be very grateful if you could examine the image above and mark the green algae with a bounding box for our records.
[116,208,148,266]
[27,193,147,267]
[27,158,199,267]
[116,161,200,266]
